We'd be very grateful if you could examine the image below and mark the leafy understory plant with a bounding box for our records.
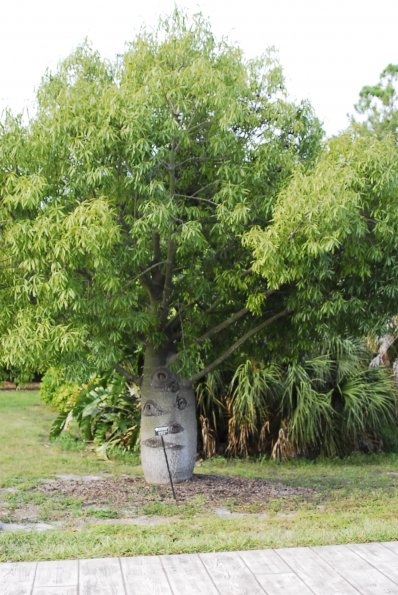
[50,373,141,457]
[196,371,226,458]
[225,340,397,458]
[40,367,81,413]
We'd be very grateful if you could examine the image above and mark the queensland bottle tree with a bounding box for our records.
[0,11,323,483]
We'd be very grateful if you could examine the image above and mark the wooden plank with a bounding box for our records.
[33,588,77,595]
[0,562,37,595]
[238,549,291,574]
[277,546,358,594]
[79,558,126,595]
[313,544,398,595]
[348,543,398,585]
[161,553,219,595]
[35,560,78,587]
[255,572,314,595]
[381,542,398,557]
[199,551,266,595]
[121,555,173,595]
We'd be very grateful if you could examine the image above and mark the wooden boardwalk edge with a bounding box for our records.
[1,542,398,595]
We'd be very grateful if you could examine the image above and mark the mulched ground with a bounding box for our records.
[37,473,314,509]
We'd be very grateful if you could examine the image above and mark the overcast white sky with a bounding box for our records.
[0,0,396,136]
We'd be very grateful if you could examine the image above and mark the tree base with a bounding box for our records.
[140,367,197,485]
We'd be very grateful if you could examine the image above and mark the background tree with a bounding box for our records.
[0,11,322,482]
[353,63,398,380]
[353,63,398,139]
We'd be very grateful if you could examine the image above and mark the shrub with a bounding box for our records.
[198,339,398,459]
[40,367,80,412]
[50,372,140,456]
[51,383,81,413]
[40,367,64,405]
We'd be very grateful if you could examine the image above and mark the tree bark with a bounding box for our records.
[140,344,197,484]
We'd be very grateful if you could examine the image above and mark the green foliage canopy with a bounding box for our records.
[245,131,398,342]
[0,11,322,379]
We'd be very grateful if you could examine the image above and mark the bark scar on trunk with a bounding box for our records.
[142,400,169,417]
[169,422,184,434]
[142,437,184,450]
[175,395,187,410]
[150,368,180,392]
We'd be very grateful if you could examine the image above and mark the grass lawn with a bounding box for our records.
[1,391,398,562]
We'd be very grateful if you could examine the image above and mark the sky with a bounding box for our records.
[0,0,397,136]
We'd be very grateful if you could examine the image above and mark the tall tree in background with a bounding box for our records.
[0,12,322,482]
[354,63,398,139]
[353,63,398,372]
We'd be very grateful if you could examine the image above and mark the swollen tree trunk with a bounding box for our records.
[140,345,197,484]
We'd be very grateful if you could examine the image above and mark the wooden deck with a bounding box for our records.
[1,542,398,594]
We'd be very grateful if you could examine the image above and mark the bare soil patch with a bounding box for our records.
[38,473,314,509]
[1,473,316,532]
[0,382,40,390]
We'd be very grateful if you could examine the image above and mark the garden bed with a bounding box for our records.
[37,472,314,508]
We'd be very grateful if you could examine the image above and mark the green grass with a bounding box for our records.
[0,391,141,489]
[1,391,398,562]
[85,507,120,519]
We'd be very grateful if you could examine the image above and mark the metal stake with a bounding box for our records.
[161,435,177,503]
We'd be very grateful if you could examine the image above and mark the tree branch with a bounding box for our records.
[189,308,290,383]
[196,307,250,343]
[175,193,217,207]
[140,276,157,308]
[191,182,216,198]
[204,297,222,315]
[152,231,161,264]
[197,289,276,342]
[159,238,176,326]
[158,135,178,325]
[133,261,168,284]
[115,364,141,386]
